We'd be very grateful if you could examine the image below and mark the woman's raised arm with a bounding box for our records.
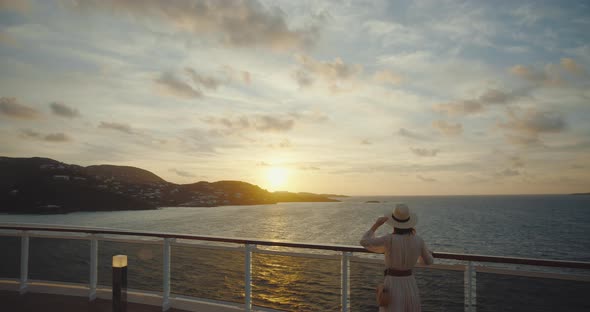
[360,216,390,254]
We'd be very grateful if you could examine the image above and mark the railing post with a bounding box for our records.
[89,235,98,301]
[19,230,29,294]
[464,261,477,312]
[244,244,254,312]
[163,238,173,311]
[341,251,351,312]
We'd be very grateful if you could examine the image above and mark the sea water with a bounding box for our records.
[1,195,589,311]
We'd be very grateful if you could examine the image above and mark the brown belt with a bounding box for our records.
[384,268,412,276]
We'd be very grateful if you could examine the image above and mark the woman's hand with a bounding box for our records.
[370,216,389,231]
[375,216,389,226]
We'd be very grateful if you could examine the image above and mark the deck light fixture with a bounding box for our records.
[112,255,128,312]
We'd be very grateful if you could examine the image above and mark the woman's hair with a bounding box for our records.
[393,227,416,235]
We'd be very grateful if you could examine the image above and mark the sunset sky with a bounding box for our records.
[1,0,589,195]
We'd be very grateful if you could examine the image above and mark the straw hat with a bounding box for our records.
[385,204,417,229]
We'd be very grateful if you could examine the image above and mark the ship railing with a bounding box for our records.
[0,223,589,312]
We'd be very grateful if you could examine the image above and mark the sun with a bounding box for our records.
[267,167,289,191]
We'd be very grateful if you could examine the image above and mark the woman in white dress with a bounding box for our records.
[360,204,434,312]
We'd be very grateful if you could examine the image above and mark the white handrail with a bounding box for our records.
[19,230,29,294]
[244,244,254,312]
[163,238,173,311]
[89,235,98,300]
[464,261,476,312]
[340,251,351,312]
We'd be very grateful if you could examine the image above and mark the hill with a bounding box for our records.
[85,165,166,184]
[0,157,340,214]
[0,157,154,213]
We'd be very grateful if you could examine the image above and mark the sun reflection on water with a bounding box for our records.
[252,253,341,310]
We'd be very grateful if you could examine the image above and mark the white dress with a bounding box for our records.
[360,230,434,312]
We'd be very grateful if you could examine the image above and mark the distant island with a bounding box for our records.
[0,157,340,214]
[365,200,380,203]
[571,192,590,196]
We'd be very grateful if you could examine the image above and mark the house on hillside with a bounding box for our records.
[53,175,70,181]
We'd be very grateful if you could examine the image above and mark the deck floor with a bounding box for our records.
[0,290,190,312]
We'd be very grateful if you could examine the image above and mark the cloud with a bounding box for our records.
[360,139,371,145]
[293,55,362,92]
[373,69,402,85]
[509,156,525,168]
[255,115,295,132]
[478,89,516,105]
[242,71,251,84]
[98,121,134,134]
[299,165,320,171]
[513,110,566,133]
[0,97,40,119]
[156,68,230,99]
[185,68,221,90]
[169,168,195,178]
[504,46,529,53]
[498,109,565,145]
[297,55,361,80]
[398,128,429,141]
[410,148,438,157]
[504,134,541,146]
[511,4,543,26]
[567,45,590,67]
[278,139,291,148]
[509,64,561,86]
[560,58,586,76]
[44,133,71,142]
[222,66,253,84]
[434,100,484,116]
[0,31,17,46]
[19,129,40,138]
[362,20,424,47]
[288,110,329,123]
[496,168,520,177]
[292,69,314,87]
[269,138,292,149]
[204,114,295,135]
[20,129,71,142]
[154,72,203,99]
[434,89,518,116]
[432,120,462,136]
[0,0,30,13]
[508,58,587,87]
[67,0,321,51]
[417,175,437,182]
[257,161,271,167]
[50,102,80,118]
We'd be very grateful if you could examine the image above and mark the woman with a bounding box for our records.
[360,204,433,312]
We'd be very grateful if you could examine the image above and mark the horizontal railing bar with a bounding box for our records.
[0,231,164,245]
[254,248,342,260]
[22,233,91,241]
[171,240,243,251]
[96,236,163,245]
[1,223,589,269]
[475,266,590,282]
[0,223,365,251]
[173,241,342,259]
[432,251,590,269]
[350,256,467,271]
